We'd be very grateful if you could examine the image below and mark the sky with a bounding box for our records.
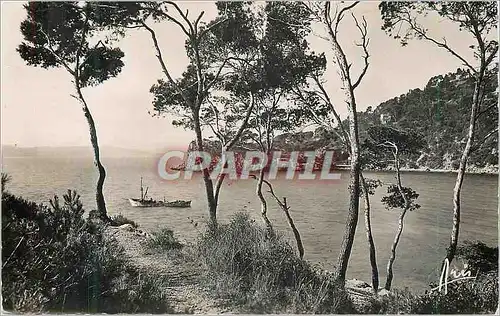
[1,1,474,151]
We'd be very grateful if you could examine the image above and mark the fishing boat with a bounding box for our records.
[128,178,191,208]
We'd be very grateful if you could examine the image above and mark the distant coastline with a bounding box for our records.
[366,166,499,176]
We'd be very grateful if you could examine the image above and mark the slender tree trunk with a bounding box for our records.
[336,160,361,285]
[384,208,407,291]
[256,167,273,230]
[446,73,483,264]
[212,94,255,215]
[193,111,217,228]
[385,150,409,291]
[256,176,304,258]
[281,197,304,259]
[327,27,362,286]
[360,173,379,293]
[214,147,227,205]
[75,83,107,219]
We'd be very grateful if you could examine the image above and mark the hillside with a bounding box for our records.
[181,69,498,171]
[356,68,498,170]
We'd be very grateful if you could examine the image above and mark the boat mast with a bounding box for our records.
[140,177,144,201]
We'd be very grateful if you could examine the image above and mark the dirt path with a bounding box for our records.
[108,226,227,314]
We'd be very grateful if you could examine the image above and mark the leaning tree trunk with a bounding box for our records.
[360,173,379,293]
[214,146,227,206]
[281,197,304,259]
[213,94,254,208]
[256,167,273,231]
[385,207,407,291]
[193,111,217,228]
[75,83,107,219]
[328,29,362,287]
[385,150,409,291]
[446,73,483,265]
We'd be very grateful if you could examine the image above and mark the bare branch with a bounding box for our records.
[249,174,305,258]
[165,1,195,35]
[312,76,350,145]
[37,28,75,76]
[141,21,192,107]
[351,14,370,90]
[204,57,233,93]
[194,11,205,31]
[377,141,398,152]
[401,10,477,74]
[335,1,360,35]
[471,128,498,152]
[163,13,191,37]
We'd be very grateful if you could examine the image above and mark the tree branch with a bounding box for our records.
[484,45,498,68]
[199,17,229,40]
[401,10,477,74]
[140,21,192,108]
[164,1,195,35]
[249,175,305,258]
[194,11,205,32]
[475,102,497,120]
[225,93,255,150]
[351,14,370,90]
[37,28,75,76]
[471,128,498,153]
[334,2,360,35]
[74,11,90,78]
[312,76,350,145]
[206,98,226,143]
[204,57,232,93]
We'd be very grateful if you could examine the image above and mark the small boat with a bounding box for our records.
[129,198,163,207]
[128,177,191,208]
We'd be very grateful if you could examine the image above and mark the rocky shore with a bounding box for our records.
[372,164,499,175]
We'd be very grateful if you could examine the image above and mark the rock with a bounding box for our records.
[346,279,371,289]
[135,229,151,238]
[118,224,135,232]
[377,289,391,297]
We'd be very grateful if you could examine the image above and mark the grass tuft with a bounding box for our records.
[145,227,184,252]
[194,212,353,313]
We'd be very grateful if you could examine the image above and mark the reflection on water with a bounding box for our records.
[3,156,498,292]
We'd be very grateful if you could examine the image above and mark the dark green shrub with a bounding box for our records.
[376,239,499,314]
[145,227,184,251]
[1,173,11,192]
[2,187,170,313]
[377,266,498,314]
[195,212,353,313]
[111,213,139,228]
[456,241,498,273]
